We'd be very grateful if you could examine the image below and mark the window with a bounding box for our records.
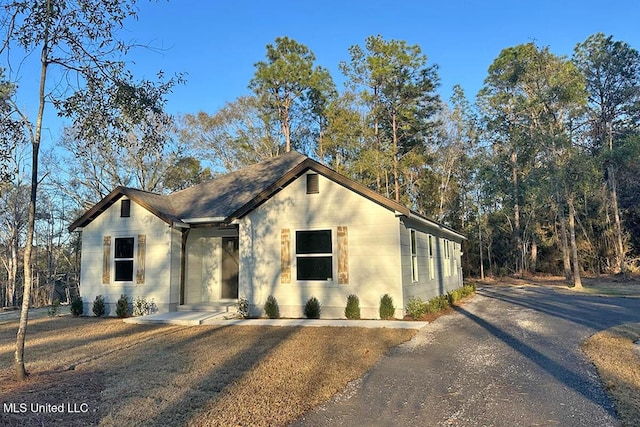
[114,237,134,281]
[306,173,319,194]
[120,199,131,217]
[296,230,332,280]
[443,239,451,277]
[410,229,418,282]
[428,235,435,280]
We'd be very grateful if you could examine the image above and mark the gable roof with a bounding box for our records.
[68,150,465,240]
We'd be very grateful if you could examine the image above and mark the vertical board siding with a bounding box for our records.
[281,228,291,284]
[102,236,111,284]
[337,226,349,284]
[136,234,146,284]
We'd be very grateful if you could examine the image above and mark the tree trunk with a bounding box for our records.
[568,194,582,289]
[511,150,522,276]
[15,27,49,380]
[478,202,485,280]
[559,206,571,280]
[392,112,400,203]
[607,165,625,273]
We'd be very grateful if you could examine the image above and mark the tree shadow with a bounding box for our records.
[452,303,616,417]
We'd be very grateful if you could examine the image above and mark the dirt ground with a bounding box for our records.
[476,273,640,296]
[0,315,415,426]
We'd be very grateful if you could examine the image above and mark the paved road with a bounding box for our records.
[293,285,640,427]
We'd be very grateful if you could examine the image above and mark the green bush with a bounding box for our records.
[379,294,395,320]
[425,294,449,313]
[116,294,129,318]
[344,294,361,320]
[70,297,83,317]
[47,299,60,317]
[405,296,426,320]
[304,296,321,319]
[93,295,105,317]
[264,295,280,319]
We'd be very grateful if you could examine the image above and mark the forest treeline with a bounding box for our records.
[2,29,640,308]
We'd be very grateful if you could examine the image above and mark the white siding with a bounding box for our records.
[239,172,404,319]
[78,198,175,315]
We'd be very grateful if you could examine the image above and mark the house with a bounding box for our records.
[69,151,465,319]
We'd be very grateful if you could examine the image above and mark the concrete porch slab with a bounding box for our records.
[123,310,231,325]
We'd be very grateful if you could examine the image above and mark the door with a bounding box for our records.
[221,237,239,299]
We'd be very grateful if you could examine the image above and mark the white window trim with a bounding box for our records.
[113,235,136,284]
[410,229,418,282]
[294,228,335,282]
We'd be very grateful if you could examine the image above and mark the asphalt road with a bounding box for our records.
[293,285,640,427]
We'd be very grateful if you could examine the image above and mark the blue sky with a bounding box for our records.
[10,0,640,143]
[126,0,640,115]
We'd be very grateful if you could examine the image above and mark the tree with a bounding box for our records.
[1,0,180,380]
[249,36,334,153]
[341,35,441,204]
[180,96,282,173]
[573,33,640,272]
[163,156,212,192]
[479,43,587,277]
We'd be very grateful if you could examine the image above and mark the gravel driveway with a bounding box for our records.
[293,285,640,426]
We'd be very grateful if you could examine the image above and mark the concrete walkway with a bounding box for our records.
[123,310,428,329]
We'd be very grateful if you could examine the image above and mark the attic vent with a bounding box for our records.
[120,199,131,217]
[306,174,319,194]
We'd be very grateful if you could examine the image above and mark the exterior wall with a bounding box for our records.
[239,172,404,319]
[78,198,175,315]
[399,217,464,309]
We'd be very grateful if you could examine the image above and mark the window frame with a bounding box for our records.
[410,229,418,282]
[120,199,131,217]
[428,234,435,280]
[295,229,333,281]
[114,236,135,283]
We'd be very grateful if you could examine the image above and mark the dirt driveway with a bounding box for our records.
[294,285,640,426]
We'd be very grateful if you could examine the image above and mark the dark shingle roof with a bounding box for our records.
[167,150,307,220]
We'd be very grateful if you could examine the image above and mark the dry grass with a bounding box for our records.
[0,315,415,426]
[582,323,640,427]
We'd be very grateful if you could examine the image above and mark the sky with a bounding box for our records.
[10,0,640,144]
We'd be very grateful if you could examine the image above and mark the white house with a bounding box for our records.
[69,151,465,319]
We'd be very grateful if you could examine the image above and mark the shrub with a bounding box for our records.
[344,294,361,320]
[426,295,449,313]
[116,294,130,318]
[304,296,321,319]
[93,295,106,317]
[379,294,395,320]
[264,295,280,319]
[405,296,426,320]
[70,297,83,317]
[237,296,249,318]
[47,299,60,317]
[133,296,154,316]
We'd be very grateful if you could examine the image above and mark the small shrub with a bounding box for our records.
[47,299,60,317]
[379,294,395,320]
[133,296,154,316]
[447,288,465,305]
[344,294,361,320]
[237,296,250,318]
[405,296,426,320]
[264,295,280,319]
[426,294,449,313]
[70,297,83,317]
[93,295,106,317]
[116,294,129,318]
[304,296,321,319]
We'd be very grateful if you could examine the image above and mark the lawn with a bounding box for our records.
[0,316,415,426]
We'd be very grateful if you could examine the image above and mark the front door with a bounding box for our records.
[221,237,239,299]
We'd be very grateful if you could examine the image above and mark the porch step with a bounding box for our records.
[178,302,238,313]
